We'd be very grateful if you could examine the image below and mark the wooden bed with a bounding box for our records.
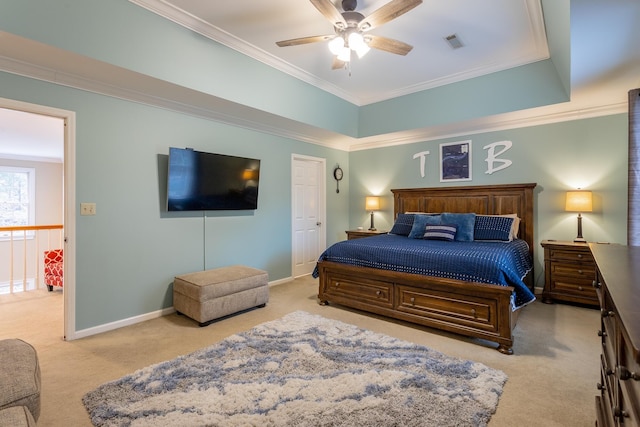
[317,183,537,354]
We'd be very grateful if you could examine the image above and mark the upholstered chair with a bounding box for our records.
[43,249,63,291]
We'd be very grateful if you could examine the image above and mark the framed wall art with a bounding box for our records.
[440,140,472,182]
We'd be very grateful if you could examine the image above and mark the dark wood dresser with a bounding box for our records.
[590,243,640,426]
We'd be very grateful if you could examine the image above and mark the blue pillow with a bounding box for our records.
[474,215,514,241]
[389,213,415,236]
[408,214,441,239]
[440,213,476,241]
[424,224,457,241]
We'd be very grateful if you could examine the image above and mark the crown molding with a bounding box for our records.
[347,100,627,151]
[0,36,626,155]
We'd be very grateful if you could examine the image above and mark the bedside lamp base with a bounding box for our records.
[574,213,586,243]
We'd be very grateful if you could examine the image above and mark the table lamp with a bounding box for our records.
[365,196,380,231]
[565,190,593,242]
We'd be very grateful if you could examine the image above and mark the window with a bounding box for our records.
[0,166,35,239]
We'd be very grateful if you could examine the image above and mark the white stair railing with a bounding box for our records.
[0,225,64,294]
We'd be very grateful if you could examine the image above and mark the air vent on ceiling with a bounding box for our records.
[445,34,464,49]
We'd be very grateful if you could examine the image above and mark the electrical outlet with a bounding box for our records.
[80,203,96,216]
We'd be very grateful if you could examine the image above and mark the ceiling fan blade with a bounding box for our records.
[310,0,347,29]
[331,56,347,70]
[366,35,413,55]
[276,35,334,47]
[359,0,423,32]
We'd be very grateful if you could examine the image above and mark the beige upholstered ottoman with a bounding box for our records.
[173,265,269,326]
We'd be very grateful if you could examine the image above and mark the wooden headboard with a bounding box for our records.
[391,183,537,258]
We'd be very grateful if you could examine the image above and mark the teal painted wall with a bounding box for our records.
[0,71,349,330]
[358,60,569,137]
[348,114,628,288]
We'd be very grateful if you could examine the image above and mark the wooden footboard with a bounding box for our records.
[317,261,516,354]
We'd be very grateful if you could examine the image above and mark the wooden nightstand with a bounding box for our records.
[345,230,388,240]
[540,240,598,307]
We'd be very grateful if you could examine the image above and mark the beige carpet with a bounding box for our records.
[0,276,599,426]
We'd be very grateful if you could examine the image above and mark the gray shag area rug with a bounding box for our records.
[83,311,507,427]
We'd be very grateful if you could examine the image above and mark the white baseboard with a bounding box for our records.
[72,306,176,340]
[70,278,293,339]
[268,276,293,287]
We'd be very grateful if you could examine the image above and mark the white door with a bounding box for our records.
[292,155,326,277]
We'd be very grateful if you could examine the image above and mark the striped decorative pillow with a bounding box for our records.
[408,214,442,239]
[424,224,457,241]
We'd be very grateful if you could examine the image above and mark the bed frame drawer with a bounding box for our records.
[320,272,393,308]
[395,285,497,331]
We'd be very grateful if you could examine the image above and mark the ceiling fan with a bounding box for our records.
[276,0,423,70]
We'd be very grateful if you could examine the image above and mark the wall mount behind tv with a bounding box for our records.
[166,147,261,211]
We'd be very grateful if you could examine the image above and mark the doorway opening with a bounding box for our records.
[0,97,76,340]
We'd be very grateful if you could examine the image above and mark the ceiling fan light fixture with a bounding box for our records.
[354,43,370,58]
[328,36,345,55]
[337,46,351,62]
[348,32,363,47]
[348,32,370,58]
[348,32,363,49]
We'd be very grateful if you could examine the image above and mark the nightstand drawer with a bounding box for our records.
[549,261,595,279]
[548,277,598,300]
[345,230,388,240]
[548,248,594,263]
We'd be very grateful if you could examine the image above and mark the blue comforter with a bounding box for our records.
[313,234,535,310]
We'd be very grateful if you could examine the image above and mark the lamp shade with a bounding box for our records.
[565,191,593,212]
[365,196,380,211]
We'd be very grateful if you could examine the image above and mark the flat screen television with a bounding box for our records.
[167,147,260,211]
